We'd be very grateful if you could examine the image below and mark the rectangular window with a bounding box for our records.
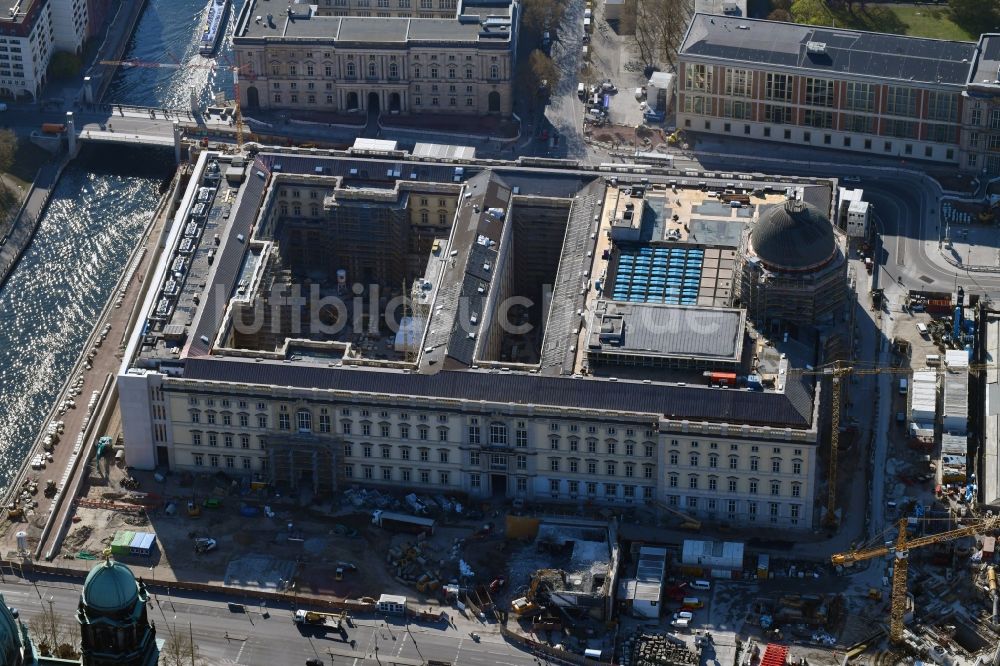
[804,77,833,107]
[845,81,874,113]
[724,67,752,97]
[685,63,712,92]
[844,114,875,134]
[682,95,708,115]
[763,104,792,124]
[722,99,751,119]
[886,86,917,117]
[764,72,791,102]
[926,91,958,122]
[927,124,953,143]
[803,109,833,128]
[884,118,918,139]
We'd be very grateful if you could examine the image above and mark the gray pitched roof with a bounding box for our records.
[680,13,977,87]
[181,357,815,427]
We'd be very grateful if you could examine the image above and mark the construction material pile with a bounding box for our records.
[621,630,699,666]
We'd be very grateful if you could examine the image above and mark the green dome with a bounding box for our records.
[0,594,22,664]
[82,558,140,613]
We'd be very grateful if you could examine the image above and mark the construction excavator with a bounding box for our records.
[511,568,563,617]
[831,513,1000,644]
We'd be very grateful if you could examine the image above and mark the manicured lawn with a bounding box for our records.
[791,2,977,41]
[887,5,977,41]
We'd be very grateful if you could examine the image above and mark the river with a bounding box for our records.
[103,0,247,110]
[0,147,173,493]
[0,0,246,493]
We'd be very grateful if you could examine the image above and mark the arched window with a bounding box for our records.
[368,61,377,78]
[389,62,398,78]
[346,62,356,78]
[490,64,499,79]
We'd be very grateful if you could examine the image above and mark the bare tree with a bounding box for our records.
[529,49,560,90]
[0,128,16,174]
[633,0,690,70]
[28,606,79,659]
[160,626,206,666]
[520,0,564,35]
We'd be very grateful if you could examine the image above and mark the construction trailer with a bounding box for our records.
[378,594,407,615]
[680,540,744,578]
[619,546,667,618]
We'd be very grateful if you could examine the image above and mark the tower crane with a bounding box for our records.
[830,513,999,644]
[792,358,990,527]
[97,58,254,149]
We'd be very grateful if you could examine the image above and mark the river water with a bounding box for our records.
[103,0,246,110]
[0,0,245,493]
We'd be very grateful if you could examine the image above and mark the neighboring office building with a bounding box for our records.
[49,0,87,53]
[677,14,975,170]
[0,0,54,100]
[232,0,518,117]
[117,150,835,531]
[961,35,1000,176]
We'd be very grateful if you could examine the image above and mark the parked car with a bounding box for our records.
[689,579,711,591]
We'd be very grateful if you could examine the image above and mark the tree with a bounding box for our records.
[790,0,833,26]
[633,0,690,69]
[28,606,79,659]
[520,0,564,35]
[949,0,1000,32]
[528,49,559,91]
[160,627,206,666]
[0,129,16,174]
[767,8,792,21]
[48,51,82,80]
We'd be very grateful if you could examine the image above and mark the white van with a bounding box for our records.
[689,579,711,591]
[926,354,941,366]
[577,82,586,99]
[916,322,929,336]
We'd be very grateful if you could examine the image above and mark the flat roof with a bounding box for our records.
[970,34,1000,91]
[679,13,977,88]
[237,0,512,43]
[587,299,744,362]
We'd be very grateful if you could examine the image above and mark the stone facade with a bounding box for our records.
[233,0,517,117]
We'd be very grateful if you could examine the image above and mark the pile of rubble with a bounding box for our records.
[341,488,471,519]
[621,630,700,666]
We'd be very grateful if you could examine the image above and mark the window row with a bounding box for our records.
[544,479,655,500]
[345,465,450,485]
[668,474,803,497]
[665,495,803,524]
[191,453,266,470]
[344,443,451,463]
[667,452,803,474]
[190,431,265,449]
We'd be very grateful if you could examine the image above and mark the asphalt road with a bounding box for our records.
[0,572,545,666]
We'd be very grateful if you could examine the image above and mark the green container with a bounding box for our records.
[111,531,134,555]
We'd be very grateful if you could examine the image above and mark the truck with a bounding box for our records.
[371,510,436,535]
[294,610,344,629]
[41,123,66,134]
